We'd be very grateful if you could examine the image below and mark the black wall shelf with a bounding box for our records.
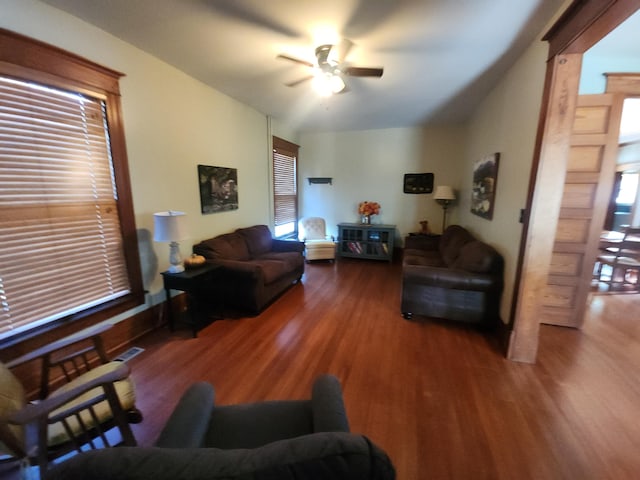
[307,177,332,185]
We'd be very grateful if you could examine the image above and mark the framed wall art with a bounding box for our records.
[198,164,238,214]
[470,153,500,220]
[403,173,434,194]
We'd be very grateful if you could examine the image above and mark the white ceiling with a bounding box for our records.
[41,0,567,132]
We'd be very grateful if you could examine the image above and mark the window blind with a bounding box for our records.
[0,76,131,340]
[273,150,297,227]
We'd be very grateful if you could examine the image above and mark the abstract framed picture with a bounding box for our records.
[470,153,500,220]
[198,164,238,214]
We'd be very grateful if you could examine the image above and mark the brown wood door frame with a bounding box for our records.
[507,0,640,363]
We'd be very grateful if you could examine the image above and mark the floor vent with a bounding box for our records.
[114,346,145,363]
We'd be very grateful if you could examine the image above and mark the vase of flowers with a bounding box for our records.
[358,201,381,224]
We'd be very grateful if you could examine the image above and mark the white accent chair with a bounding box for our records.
[299,217,336,262]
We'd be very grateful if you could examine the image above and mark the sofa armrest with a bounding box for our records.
[403,264,500,292]
[155,382,215,448]
[271,239,305,253]
[311,375,350,433]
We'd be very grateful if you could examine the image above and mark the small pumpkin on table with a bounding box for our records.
[184,253,206,269]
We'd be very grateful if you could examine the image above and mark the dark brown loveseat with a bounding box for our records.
[401,225,504,326]
[193,225,304,315]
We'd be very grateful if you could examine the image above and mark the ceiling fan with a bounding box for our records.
[277,41,383,96]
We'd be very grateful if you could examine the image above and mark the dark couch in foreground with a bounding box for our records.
[49,376,395,480]
[193,225,304,315]
[401,225,504,326]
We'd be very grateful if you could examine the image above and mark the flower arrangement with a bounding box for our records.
[358,201,381,217]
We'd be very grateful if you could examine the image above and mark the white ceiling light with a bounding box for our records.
[312,71,345,97]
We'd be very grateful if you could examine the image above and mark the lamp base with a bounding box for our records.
[167,264,185,274]
[168,241,184,274]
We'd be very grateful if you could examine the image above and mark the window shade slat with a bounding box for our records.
[0,75,131,341]
[272,143,298,229]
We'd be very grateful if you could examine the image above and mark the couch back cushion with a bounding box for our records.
[194,233,250,261]
[236,225,273,257]
[452,241,503,274]
[439,225,475,266]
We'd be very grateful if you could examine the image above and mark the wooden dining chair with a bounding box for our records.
[0,324,141,478]
[596,226,640,291]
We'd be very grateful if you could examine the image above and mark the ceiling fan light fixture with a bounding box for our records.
[329,74,346,94]
[312,71,345,97]
[278,40,381,95]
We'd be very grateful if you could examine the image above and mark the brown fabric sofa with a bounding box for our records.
[401,225,504,326]
[193,225,304,315]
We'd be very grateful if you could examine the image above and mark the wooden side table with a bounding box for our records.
[161,263,220,337]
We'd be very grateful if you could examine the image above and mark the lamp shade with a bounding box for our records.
[433,186,456,201]
[153,211,188,242]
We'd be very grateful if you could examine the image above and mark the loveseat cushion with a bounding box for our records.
[403,249,445,267]
[439,225,474,266]
[48,432,396,480]
[451,241,502,274]
[237,225,273,257]
[257,251,305,273]
[247,259,296,284]
[195,233,250,261]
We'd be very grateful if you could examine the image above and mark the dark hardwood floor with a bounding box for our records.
[122,259,640,479]
[4,259,637,479]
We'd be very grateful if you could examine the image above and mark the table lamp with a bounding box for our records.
[154,211,188,273]
[434,186,456,233]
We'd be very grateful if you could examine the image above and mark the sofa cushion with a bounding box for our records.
[452,241,501,274]
[237,225,273,257]
[196,232,250,261]
[403,249,444,267]
[439,225,474,266]
[257,251,304,272]
[247,259,291,284]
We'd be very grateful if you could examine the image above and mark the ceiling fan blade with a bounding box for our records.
[344,66,384,78]
[285,75,314,87]
[207,2,301,38]
[337,38,354,64]
[277,54,315,68]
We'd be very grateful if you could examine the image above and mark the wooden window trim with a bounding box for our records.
[0,29,144,348]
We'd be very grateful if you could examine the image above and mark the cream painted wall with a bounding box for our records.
[298,126,466,243]
[2,0,570,330]
[3,0,275,301]
[457,33,549,324]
